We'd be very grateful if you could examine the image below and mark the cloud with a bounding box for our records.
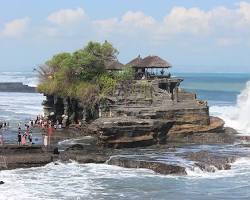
[47,8,86,26]
[1,17,30,38]
[163,7,210,35]
[93,11,156,35]
[238,1,250,23]
[93,18,118,33]
[121,11,156,28]
[27,2,250,47]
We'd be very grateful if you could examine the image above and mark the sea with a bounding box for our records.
[0,71,250,200]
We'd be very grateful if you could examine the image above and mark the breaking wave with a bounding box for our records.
[210,81,250,134]
[0,72,39,86]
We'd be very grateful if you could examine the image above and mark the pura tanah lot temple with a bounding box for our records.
[44,54,225,148]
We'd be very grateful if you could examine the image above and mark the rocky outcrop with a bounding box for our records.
[91,117,174,148]
[107,156,187,175]
[0,82,36,93]
[183,151,237,172]
[42,78,237,148]
[59,144,110,164]
[0,146,57,170]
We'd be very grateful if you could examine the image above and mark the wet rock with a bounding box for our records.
[183,151,237,172]
[0,145,57,170]
[166,121,237,144]
[107,156,187,175]
[91,116,174,148]
[59,144,112,164]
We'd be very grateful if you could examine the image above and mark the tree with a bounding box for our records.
[37,41,120,105]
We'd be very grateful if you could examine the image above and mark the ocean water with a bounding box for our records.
[0,72,250,200]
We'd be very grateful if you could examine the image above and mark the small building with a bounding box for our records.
[127,55,182,102]
[127,55,172,79]
[105,60,125,72]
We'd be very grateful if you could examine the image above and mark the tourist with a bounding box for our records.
[26,125,30,134]
[29,120,32,127]
[0,134,3,146]
[44,134,48,148]
[48,125,53,145]
[28,133,32,145]
[17,129,21,145]
[21,133,26,145]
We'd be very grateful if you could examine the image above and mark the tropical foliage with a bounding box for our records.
[37,41,134,108]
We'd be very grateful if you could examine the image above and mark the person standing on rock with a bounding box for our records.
[28,133,32,146]
[21,133,26,145]
[44,134,48,148]
[47,125,53,146]
[17,130,21,145]
[0,134,3,146]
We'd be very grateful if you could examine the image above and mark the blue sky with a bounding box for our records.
[1,0,250,72]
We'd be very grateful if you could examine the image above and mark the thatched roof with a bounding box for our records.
[105,60,124,70]
[126,55,143,67]
[127,55,172,68]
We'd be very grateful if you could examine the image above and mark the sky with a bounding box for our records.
[1,0,250,73]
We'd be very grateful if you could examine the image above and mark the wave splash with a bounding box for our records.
[211,81,250,134]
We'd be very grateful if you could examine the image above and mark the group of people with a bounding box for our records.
[0,121,9,130]
[35,115,62,130]
[17,123,32,146]
[0,114,60,147]
[34,115,56,147]
[17,116,56,147]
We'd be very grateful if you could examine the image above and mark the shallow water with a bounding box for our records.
[1,158,250,200]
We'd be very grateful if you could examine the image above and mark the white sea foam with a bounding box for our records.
[0,72,39,86]
[185,157,250,179]
[210,81,250,134]
[0,162,156,200]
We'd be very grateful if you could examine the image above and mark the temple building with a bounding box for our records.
[127,55,172,79]
[104,59,125,72]
[127,55,183,102]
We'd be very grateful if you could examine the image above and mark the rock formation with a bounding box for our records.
[0,82,36,93]
[43,77,233,148]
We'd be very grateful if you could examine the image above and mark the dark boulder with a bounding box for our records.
[107,156,187,175]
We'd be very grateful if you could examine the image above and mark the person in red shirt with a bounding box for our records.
[47,125,53,145]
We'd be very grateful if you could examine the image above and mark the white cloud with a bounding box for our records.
[238,1,250,23]
[47,8,86,26]
[1,17,30,38]
[163,7,210,35]
[93,11,156,35]
[121,11,156,28]
[36,2,250,47]
[93,18,118,33]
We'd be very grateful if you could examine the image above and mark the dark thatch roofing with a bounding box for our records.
[126,55,143,67]
[105,60,125,70]
[127,55,172,68]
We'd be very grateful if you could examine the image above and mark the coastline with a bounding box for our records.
[0,124,244,176]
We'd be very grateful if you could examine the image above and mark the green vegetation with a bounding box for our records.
[37,41,134,108]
